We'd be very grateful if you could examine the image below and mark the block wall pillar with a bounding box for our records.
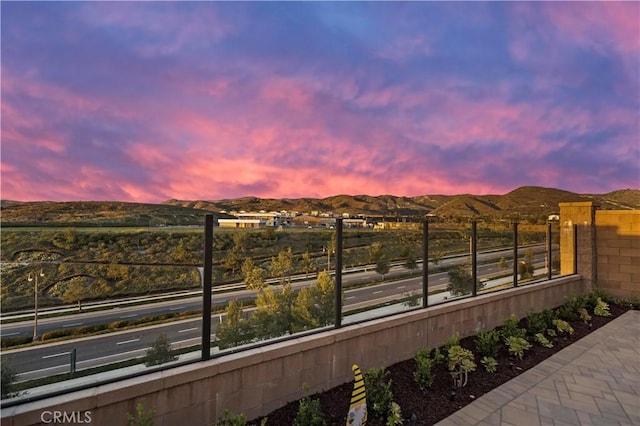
[559,202,599,291]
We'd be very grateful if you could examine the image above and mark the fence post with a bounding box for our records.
[422,220,429,308]
[70,348,77,375]
[201,214,213,361]
[513,222,519,287]
[573,224,578,275]
[547,222,553,280]
[471,220,477,297]
[335,218,343,328]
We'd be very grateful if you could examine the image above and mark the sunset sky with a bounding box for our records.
[2,2,638,203]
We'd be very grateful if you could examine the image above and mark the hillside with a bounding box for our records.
[2,187,638,226]
[0,201,231,227]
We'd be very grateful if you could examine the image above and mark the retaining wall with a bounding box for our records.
[3,275,585,426]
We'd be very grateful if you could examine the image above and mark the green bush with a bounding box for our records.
[475,329,501,357]
[293,396,326,426]
[215,410,247,426]
[500,314,526,341]
[594,298,612,317]
[506,336,532,360]
[444,332,460,351]
[552,319,574,336]
[558,296,584,321]
[480,356,498,373]
[364,367,393,420]
[526,309,556,335]
[448,345,476,388]
[413,348,442,389]
[534,333,553,348]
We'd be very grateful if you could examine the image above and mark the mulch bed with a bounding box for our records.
[249,303,631,425]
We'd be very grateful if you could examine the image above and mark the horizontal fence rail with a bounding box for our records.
[1,216,570,408]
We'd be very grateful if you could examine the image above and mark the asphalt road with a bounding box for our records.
[1,251,553,382]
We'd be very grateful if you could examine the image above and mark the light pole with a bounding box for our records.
[28,270,44,341]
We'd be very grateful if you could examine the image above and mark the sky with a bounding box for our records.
[1,2,639,203]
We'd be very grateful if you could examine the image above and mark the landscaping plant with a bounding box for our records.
[447,345,476,388]
[506,336,532,360]
[364,367,394,420]
[413,347,443,389]
[594,298,612,317]
[475,329,500,358]
[480,356,498,373]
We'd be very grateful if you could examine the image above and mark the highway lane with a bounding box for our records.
[1,245,551,338]
[1,255,553,381]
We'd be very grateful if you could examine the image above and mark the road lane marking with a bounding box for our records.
[119,314,138,319]
[178,327,198,333]
[62,323,83,328]
[170,306,186,311]
[396,286,406,289]
[0,332,20,337]
[373,290,383,295]
[346,296,355,300]
[116,338,140,345]
[42,352,70,359]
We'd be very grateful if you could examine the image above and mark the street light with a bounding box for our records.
[28,269,44,341]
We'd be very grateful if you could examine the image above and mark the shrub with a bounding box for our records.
[387,402,403,426]
[444,332,460,351]
[475,329,501,358]
[215,410,246,426]
[526,309,556,335]
[127,401,154,426]
[534,333,553,348]
[501,314,526,341]
[448,345,476,388]
[594,298,612,317]
[578,308,592,323]
[506,336,532,360]
[414,348,442,389]
[552,319,575,336]
[480,356,498,373]
[364,367,393,420]
[293,396,326,426]
[558,296,584,321]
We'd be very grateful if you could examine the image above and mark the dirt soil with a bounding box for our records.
[249,304,630,426]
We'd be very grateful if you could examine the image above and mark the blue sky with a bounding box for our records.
[2,1,638,202]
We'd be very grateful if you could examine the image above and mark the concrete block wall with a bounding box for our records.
[2,276,585,426]
[595,210,640,298]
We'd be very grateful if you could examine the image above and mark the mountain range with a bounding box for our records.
[2,186,637,226]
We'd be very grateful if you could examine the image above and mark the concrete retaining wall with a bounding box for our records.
[3,275,586,426]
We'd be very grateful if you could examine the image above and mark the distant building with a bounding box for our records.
[218,212,287,228]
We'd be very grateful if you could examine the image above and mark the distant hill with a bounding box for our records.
[166,186,640,219]
[0,201,232,227]
[2,187,638,226]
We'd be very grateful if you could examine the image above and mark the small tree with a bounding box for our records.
[145,333,177,366]
[447,266,484,296]
[300,251,316,278]
[499,257,508,271]
[216,300,253,349]
[242,258,266,290]
[1,363,16,399]
[270,248,293,284]
[62,277,87,312]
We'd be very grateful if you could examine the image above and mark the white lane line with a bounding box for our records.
[178,327,198,333]
[396,286,406,289]
[0,332,20,337]
[373,290,383,295]
[119,314,138,319]
[170,306,186,311]
[116,338,140,345]
[62,322,83,328]
[346,296,356,300]
[42,352,70,359]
